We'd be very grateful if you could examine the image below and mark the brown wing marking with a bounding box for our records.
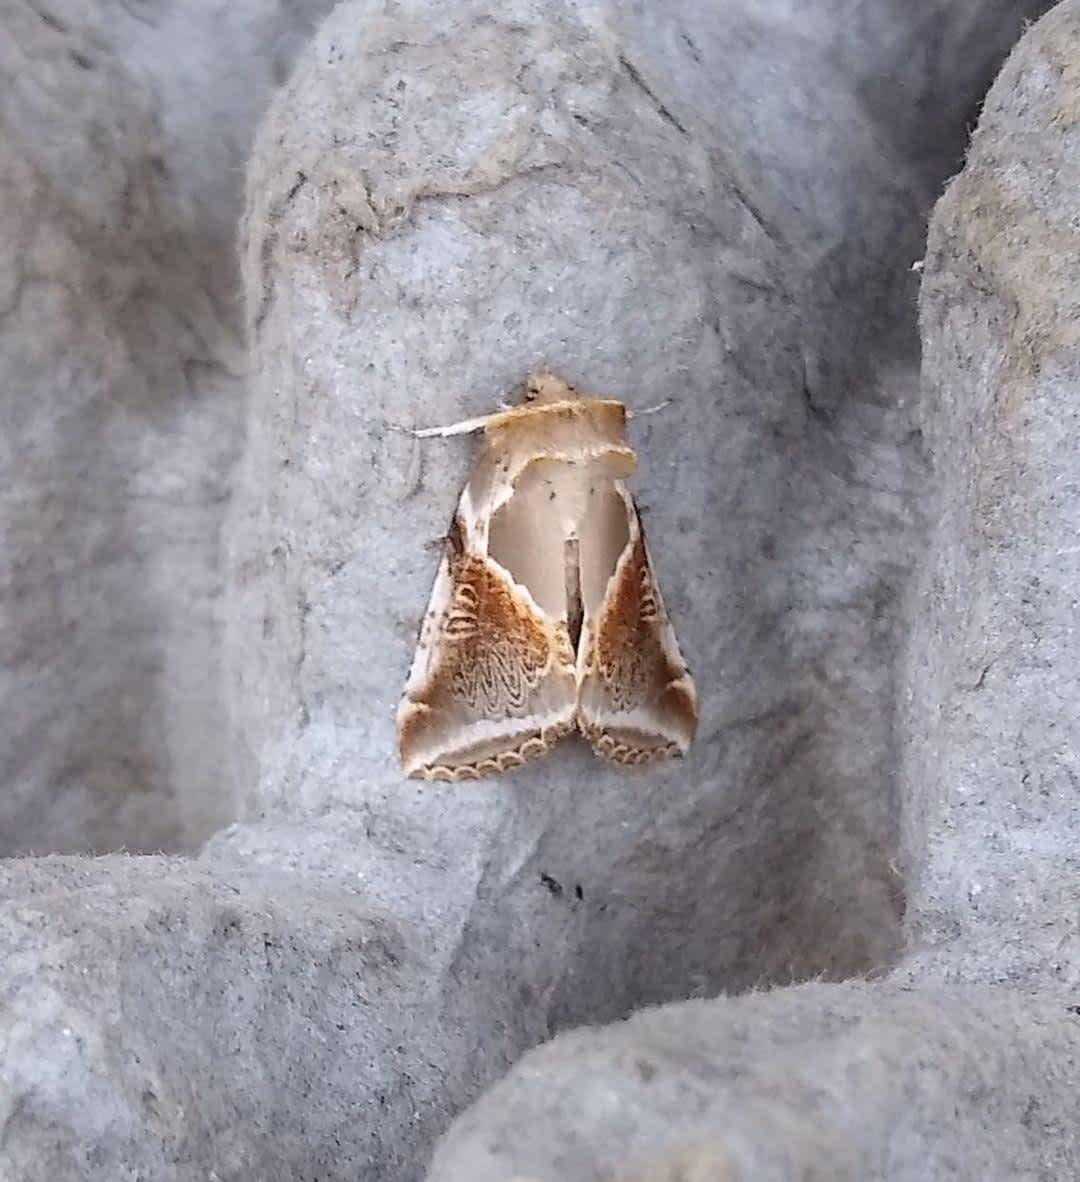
[577,505,697,766]
[397,517,578,781]
[442,554,552,713]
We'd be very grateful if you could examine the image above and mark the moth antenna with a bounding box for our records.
[410,412,500,439]
[627,399,671,420]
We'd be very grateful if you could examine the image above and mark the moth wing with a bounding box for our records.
[397,505,578,782]
[576,487,697,765]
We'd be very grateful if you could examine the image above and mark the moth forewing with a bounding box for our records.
[397,372,697,780]
[395,523,578,780]
[573,480,697,765]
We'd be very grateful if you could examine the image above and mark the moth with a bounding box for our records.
[397,372,697,781]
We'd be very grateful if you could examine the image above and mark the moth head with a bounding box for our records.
[523,371,578,405]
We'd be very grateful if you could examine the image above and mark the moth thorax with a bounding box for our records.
[523,372,577,404]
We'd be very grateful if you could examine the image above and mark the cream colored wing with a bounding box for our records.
[397,513,578,781]
[576,488,697,765]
